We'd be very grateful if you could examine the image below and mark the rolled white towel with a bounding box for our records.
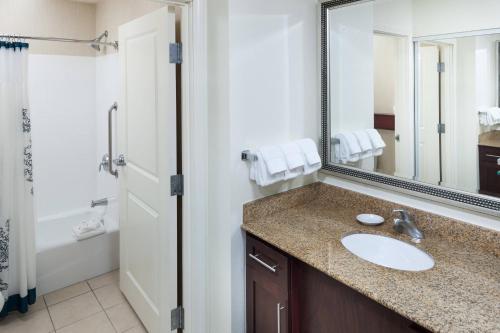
[260,145,287,175]
[296,138,322,175]
[333,132,362,163]
[73,219,105,241]
[353,130,373,159]
[252,150,285,186]
[279,142,305,180]
[366,129,386,156]
[73,219,101,234]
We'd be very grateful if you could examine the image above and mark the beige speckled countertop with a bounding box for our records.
[479,131,500,148]
[242,183,500,333]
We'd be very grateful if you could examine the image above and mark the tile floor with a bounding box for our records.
[0,270,147,333]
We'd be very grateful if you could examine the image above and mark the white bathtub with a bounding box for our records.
[36,207,119,295]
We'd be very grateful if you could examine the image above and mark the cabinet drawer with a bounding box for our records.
[246,234,288,283]
[479,145,500,164]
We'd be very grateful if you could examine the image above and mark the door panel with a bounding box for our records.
[418,45,440,185]
[126,33,159,175]
[118,7,177,333]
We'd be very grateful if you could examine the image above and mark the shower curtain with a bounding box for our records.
[0,41,37,316]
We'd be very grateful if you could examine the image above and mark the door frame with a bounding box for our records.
[148,1,208,332]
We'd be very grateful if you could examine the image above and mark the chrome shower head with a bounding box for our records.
[91,31,108,52]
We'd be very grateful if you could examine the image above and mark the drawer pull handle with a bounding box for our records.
[277,303,285,333]
[485,154,500,158]
[248,253,278,273]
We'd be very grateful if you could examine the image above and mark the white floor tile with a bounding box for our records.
[48,292,102,329]
[44,282,90,306]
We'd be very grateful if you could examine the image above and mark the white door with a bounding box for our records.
[417,44,441,185]
[118,8,178,333]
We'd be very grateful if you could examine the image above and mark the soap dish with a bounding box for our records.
[356,214,385,226]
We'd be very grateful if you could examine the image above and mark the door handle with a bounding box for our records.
[395,134,400,142]
[248,253,278,273]
[277,303,285,333]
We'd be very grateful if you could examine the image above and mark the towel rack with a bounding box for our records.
[241,150,258,161]
[331,138,340,145]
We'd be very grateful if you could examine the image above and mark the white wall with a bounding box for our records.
[330,2,374,171]
[374,0,412,36]
[374,34,397,115]
[475,35,499,109]
[95,54,120,203]
[330,2,374,134]
[30,53,119,220]
[413,0,500,37]
[30,55,97,219]
[207,0,318,331]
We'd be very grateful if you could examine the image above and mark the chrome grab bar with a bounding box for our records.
[248,253,278,273]
[108,102,119,178]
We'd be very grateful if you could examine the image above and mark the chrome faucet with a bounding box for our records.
[91,198,108,208]
[392,209,424,242]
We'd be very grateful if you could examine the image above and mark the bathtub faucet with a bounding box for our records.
[91,198,108,208]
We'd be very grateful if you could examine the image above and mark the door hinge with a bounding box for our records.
[171,306,184,331]
[170,174,184,196]
[437,123,446,134]
[169,43,183,64]
[437,62,445,73]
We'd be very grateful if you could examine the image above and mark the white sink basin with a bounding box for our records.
[341,233,434,272]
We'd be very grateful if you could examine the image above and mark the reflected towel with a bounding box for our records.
[333,132,362,163]
[478,107,500,126]
[353,130,373,159]
[366,129,386,156]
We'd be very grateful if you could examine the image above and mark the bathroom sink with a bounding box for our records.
[341,233,434,272]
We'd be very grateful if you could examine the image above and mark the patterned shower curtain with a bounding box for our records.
[0,40,37,316]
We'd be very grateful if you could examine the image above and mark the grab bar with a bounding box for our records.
[108,102,119,178]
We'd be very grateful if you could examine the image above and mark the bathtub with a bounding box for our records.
[36,207,119,295]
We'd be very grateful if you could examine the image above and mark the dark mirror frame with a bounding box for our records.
[320,0,500,216]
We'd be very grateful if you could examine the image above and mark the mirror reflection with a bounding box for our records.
[327,0,500,198]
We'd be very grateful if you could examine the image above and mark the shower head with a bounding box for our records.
[91,31,108,52]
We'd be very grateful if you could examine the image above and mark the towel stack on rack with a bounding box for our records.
[243,138,322,186]
[478,107,500,126]
[332,129,386,164]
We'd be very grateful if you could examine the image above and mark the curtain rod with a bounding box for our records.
[0,30,118,51]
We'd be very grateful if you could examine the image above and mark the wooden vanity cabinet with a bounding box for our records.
[246,234,430,333]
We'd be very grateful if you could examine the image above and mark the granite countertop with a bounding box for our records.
[479,131,500,148]
[242,183,500,333]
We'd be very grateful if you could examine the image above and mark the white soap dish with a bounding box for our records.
[356,214,385,226]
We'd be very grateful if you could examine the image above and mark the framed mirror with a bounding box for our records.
[321,0,500,215]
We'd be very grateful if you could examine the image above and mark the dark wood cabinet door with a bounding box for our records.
[247,235,289,333]
[290,258,430,333]
[478,145,500,197]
